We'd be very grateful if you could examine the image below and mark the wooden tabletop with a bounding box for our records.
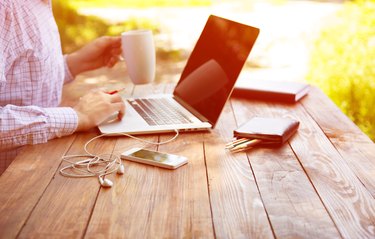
[0,80,374,238]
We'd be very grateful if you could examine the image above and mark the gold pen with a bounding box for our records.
[230,139,262,153]
[225,138,249,149]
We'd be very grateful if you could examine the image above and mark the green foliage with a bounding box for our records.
[53,1,160,53]
[68,0,211,9]
[307,1,375,141]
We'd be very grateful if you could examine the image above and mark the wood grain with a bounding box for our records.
[1,82,374,238]
[150,83,214,238]
[157,131,214,238]
[204,101,274,238]
[87,131,214,238]
[300,87,375,197]
[289,91,375,238]
[0,135,76,238]
[231,97,341,238]
[231,89,375,238]
[85,83,214,238]
[5,83,133,238]
[17,132,118,238]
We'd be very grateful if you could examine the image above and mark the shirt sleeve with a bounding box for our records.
[64,54,75,84]
[0,105,78,152]
[0,2,10,88]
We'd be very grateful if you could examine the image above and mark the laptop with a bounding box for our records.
[99,15,259,135]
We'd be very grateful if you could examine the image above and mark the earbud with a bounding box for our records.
[99,176,113,188]
[117,164,125,175]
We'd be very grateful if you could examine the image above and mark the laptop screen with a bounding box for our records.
[173,15,259,127]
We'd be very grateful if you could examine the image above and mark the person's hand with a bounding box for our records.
[73,89,125,132]
[66,36,122,77]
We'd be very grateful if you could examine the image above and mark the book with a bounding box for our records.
[232,79,310,103]
[233,117,299,146]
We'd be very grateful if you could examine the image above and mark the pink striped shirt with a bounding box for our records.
[0,0,78,174]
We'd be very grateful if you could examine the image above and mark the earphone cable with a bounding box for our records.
[59,129,179,183]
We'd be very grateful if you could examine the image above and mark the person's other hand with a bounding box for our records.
[73,89,125,132]
[66,36,122,77]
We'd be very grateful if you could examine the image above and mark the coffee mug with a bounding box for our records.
[121,30,156,84]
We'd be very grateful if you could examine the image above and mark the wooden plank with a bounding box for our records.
[233,90,375,237]
[137,81,213,237]
[231,97,341,238]
[290,101,375,238]
[143,82,214,238]
[153,132,214,238]
[17,132,118,238]
[300,87,375,197]
[86,131,214,238]
[0,135,76,238]
[85,83,180,238]
[83,142,160,238]
[16,84,134,238]
[204,101,274,238]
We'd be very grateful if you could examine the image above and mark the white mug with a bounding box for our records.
[121,30,156,84]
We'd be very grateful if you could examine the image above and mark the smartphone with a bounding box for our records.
[121,148,188,169]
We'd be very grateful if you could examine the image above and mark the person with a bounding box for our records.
[0,0,126,175]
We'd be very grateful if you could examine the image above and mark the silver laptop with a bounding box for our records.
[99,15,259,135]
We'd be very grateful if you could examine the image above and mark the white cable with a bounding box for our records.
[59,129,179,186]
[83,130,180,156]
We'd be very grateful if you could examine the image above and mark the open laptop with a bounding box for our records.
[99,15,259,135]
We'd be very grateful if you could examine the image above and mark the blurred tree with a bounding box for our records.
[53,1,107,53]
[307,0,375,141]
[53,1,159,53]
[67,0,211,8]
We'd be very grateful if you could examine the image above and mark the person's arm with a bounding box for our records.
[0,89,125,151]
[65,36,122,77]
[0,105,78,152]
[0,5,125,152]
[63,36,126,131]
[63,55,75,84]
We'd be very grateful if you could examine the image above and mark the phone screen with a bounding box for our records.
[129,149,180,163]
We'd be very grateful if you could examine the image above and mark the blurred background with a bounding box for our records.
[55,0,375,141]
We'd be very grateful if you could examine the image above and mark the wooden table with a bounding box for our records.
[0,81,374,238]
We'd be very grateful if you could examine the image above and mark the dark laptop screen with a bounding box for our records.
[173,15,259,127]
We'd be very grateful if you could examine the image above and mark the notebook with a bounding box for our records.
[232,79,310,103]
[99,15,260,135]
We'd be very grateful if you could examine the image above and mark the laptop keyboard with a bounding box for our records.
[127,98,193,126]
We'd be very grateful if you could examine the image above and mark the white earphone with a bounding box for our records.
[98,163,125,188]
[60,153,123,188]
[59,130,179,188]
[99,176,113,188]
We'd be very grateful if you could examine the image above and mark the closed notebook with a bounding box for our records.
[232,79,310,103]
[234,117,299,146]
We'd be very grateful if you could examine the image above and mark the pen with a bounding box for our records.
[225,138,249,149]
[225,137,246,146]
[106,88,125,95]
[230,139,262,153]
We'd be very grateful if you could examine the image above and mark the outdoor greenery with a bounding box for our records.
[53,1,160,53]
[68,0,211,9]
[307,1,375,141]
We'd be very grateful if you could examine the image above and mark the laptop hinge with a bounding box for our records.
[172,95,211,125]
